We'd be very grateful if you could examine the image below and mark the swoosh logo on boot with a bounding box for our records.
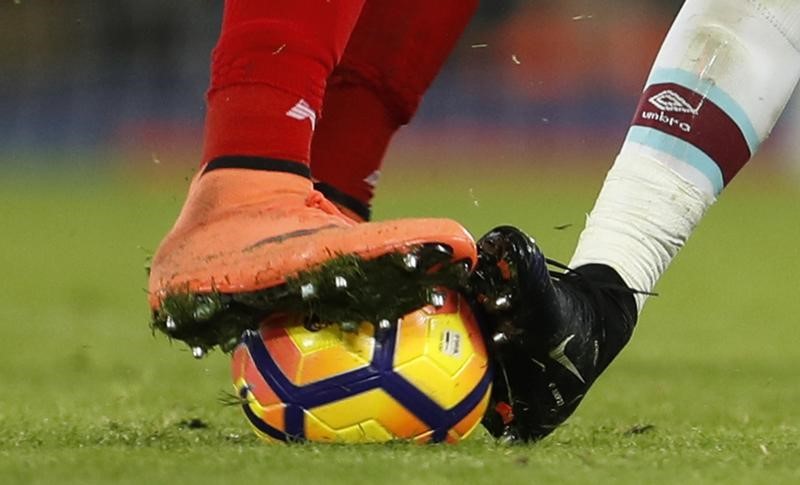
[244,224,341,251]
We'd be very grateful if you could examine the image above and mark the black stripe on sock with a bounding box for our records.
[314,182,371,221]
[203,156,311,178]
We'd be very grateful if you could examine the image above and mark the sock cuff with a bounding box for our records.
[203,156,311,178]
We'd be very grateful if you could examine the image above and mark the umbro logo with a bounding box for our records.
[648,89,701,115]
[286,99,317,130]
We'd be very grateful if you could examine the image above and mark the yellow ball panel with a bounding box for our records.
[424,313,475,377]
[286,322,375,385]
[394,355,473,409]
[306,389,428,442]
[285,320,374,357]
[453,354,490,393]
[305,414,394,443]
[394,295,488,378]
[392,307,430,367]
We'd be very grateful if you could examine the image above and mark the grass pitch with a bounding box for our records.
[1,156,799,484]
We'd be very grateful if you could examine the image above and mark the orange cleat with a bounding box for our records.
[148,167,476,355]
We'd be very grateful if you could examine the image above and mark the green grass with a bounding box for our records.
[1,157,799,484]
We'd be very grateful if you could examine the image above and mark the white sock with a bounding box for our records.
[570,0,800,312]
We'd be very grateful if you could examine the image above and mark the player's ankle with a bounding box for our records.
[188,164,314,210]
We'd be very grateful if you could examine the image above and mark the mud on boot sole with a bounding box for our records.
[150,244,471,356]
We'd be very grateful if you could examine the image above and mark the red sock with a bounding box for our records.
[310,0,478,219]
[202,0,366,167]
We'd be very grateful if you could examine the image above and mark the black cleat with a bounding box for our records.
[470,226,639,442]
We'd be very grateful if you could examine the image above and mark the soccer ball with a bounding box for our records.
[230,290,492,444]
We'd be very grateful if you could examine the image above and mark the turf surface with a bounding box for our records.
[1,157,799,484]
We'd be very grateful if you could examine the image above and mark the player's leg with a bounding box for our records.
[474,0,800,441]
[310,0,478,221]
[148,0,476,355]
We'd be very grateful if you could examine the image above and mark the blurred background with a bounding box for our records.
[4,0,798,168]
[2,2,800,476]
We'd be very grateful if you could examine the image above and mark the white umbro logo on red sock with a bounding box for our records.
[286,99,317,130]
[648,89,701,115]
